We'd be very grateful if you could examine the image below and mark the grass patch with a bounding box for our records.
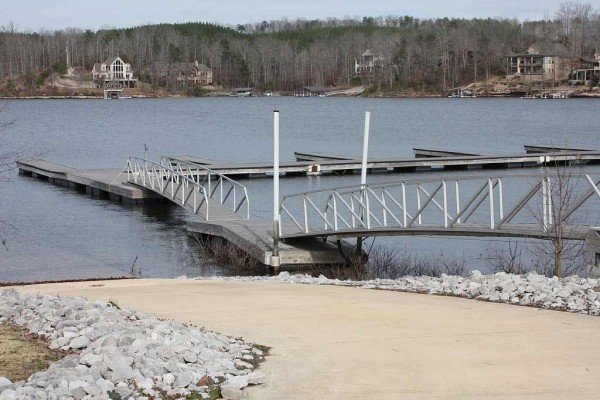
[193,234,259,273]
[0,323,66,382]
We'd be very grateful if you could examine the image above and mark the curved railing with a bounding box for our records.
[126,157,250,220]
[279,173,600,239]
[161,157,250,219]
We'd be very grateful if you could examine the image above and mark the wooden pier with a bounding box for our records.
[166,149,600,179]
[412,148,481,158]
[17,159,162,203]
[523,144,597,154]
[17,159,354,268]
[187,220,352,267]
[17,151,600,269]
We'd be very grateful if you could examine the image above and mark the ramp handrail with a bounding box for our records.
[126,157,210,219]
[279,173,600,238]
[160,157,250,219]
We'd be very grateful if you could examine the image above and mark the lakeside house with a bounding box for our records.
[569,54,600,85]
[192,62,213,85]
[504,42,571,83]
[151,61,213,87]
[354,49,384,76]
[353,49,384,83]
[92,56,137,88]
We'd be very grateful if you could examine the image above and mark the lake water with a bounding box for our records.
[1,97,599,283]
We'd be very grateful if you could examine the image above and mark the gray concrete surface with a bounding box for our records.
[16,279,600,400]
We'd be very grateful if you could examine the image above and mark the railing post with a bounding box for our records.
[303,196,309,233]
[498,178,504,221]
[416,185,422,225]
[402,183,407,227]
[381,190,387,227]
[333,193,339,231]
[443,180,448,228]
[542,176,548,230]
[488,178,495,229]
[455,180,461,224]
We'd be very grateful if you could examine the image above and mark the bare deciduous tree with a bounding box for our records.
[484,240,528,274]
[530,158,588,277]
[0,102,17,177]
[0,101,18,247]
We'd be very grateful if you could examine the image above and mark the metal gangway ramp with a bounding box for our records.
[278,173,600,241]
[126,157,250,221]
[126,157,353,267]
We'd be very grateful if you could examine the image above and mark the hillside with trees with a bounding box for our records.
[0,1,599,96]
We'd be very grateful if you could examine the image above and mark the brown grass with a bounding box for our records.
[0,323,65,382]
[193,235,259,273]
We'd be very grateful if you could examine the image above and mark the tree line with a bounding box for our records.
[1,1,599,94]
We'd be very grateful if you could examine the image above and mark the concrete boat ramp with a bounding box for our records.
[17,279,600,400]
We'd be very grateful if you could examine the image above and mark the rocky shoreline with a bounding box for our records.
[202,271,600,316]
[0,290,266,400]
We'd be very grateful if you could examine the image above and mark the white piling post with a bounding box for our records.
[357,111,371,254]
[272,111,281,268]
[360,111,371,188]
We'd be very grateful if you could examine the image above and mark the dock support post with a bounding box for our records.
[357,111,371,256]
[585,228,600,278]
[272,110,281,269]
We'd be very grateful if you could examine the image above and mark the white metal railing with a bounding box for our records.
[126,157,250,220]
[279,173,600,238]
[160,157,250,219]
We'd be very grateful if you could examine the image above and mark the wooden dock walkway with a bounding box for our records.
[17,159,162,203]
[523,144,597,154]
[187,220,350,266]
[166,149,600,179]
[412,148,481,158]
[17,159,352,268]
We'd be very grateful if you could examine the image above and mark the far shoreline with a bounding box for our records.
[2,93,600,100]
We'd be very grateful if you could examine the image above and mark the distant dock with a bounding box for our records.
[167,148,600,179]
[18,145,600,201]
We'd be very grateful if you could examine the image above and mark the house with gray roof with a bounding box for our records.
[504,42,573,82]
[354,49,384,75]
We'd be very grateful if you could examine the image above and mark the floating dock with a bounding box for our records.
[293,151,354,162]
[187,220,352,267]
[412,148,481,158]
[16,159,355,268]
[523,144,597,154]
[20,147,600,199]
[166,149,600,179]
[17,159,162,203]
[17,149,600,269]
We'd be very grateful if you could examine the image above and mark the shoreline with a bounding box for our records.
[3,270,599,315]
[8,278,600,400]
[2,92,600,100]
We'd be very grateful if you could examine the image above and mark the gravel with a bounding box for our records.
[2,270,598,399]
[0,290,267,400]
[200,270,600,315]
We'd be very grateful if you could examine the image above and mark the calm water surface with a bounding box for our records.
[1,97,599,282]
